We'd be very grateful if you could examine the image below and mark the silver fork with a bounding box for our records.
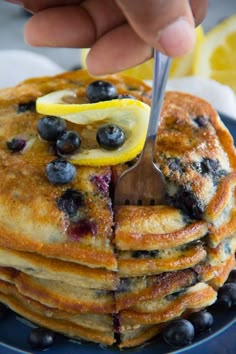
[114,51,171,206]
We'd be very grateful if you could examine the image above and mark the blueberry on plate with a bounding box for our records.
[188,311,214,333]
[162,319,195,348]
[96,124,125,150]
[37,116,66,141]
[46,159,76,184]
[226,269,236,283]
[86,80,118,103]
[28,327,55,350]
[215,295,232,311]
[56,130,81,155]
[218,282,236,306]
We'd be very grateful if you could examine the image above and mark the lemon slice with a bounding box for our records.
[36,91,150,166]
[193,15,236,93]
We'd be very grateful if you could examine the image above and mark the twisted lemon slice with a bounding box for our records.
[36,90,150,166]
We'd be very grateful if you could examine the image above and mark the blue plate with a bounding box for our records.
[0,112,236,354]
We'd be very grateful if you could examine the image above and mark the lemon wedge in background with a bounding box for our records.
[80,26,204,80]
[36,91,150,166]
[193,15,236,93]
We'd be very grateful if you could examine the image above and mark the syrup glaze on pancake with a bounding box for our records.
[0,70,235,349]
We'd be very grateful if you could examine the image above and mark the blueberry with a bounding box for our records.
[172,187,204,219]
[165,289,187,301]
[90,174,111,194]
[0,303,9,320]
[46,159,76,184]
[167,158,182,172]
[17,100,35,113]
[112,313,121,345]
[67,219,97,240]
[215,295,232,311]
[132,250,159,259]
[28,327,55,350]
[193,116,208,127]
[218,283,236,305]
[117,278,131,293]
[188,311,214,333]
[86,80,117,103]
[227,269,236,283]
[6,138,26,152]
[96,124,125,150]
[56,130,81,155]
[56,189,84,216]
[37,116,66,141]
[162,319,195,348]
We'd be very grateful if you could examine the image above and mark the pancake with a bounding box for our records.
[120,282,216,326]
[0,280,115,346]
[0,246,118,290]
[14,271,115,314]
[115,205,208,250]
[0,69,235,349]
[118,241,206,277]
[116,269,198,311]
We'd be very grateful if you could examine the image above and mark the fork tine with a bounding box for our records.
[114,51,171,206]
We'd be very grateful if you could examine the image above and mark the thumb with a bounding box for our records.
[116,0,197,57]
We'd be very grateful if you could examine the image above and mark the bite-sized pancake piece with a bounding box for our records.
[120,283,217,326]
[115,205,208,250]
[0,246,118,290]
[0,281,115,345]
[118,241,206,277]
[14,272,115,313]
[116,269,197,311]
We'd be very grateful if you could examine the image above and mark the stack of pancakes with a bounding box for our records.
[0,70,235,348]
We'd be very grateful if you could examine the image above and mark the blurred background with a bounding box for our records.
[0,0,235,70]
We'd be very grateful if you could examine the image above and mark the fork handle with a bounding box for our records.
[141,51,171,160]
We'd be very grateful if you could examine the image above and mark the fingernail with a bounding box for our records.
[159,18,195,57]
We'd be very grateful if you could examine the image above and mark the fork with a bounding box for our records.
[114,51,171,206]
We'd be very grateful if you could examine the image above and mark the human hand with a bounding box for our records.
[6,0,208,75]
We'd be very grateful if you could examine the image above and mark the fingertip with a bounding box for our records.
[158,17,196,57]
[24,19,34,45]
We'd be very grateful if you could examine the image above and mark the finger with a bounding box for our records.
[86,24,153,76]
[5,0,84,13]
[24,6,96,47]
[189,0,208,26]
[116,0,196,57]
[24,1,124,47]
